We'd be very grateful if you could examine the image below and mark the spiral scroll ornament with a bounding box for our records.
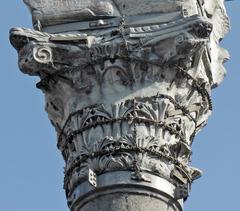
[33,46,52,64]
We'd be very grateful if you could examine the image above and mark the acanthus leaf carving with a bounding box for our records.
[10,0,230,205]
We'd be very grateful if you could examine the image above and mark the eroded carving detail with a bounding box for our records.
[10,0,230,210]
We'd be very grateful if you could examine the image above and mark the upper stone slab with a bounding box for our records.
[24,0,201,28]
[24,0,120,27]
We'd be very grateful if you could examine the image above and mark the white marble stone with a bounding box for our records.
[10,1,230,210]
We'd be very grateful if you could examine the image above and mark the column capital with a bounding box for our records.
[10,1,230,210]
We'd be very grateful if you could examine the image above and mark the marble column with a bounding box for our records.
[10,1,230,210]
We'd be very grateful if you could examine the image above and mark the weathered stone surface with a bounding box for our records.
[23,0,227,30]
[10,0,230,211]
[24,0,119,27]
[78,192,181,211]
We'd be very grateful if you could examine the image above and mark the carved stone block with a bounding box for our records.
[10,0,230,210]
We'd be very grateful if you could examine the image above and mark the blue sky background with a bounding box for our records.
[0,1,239,211]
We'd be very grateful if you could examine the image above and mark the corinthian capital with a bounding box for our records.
[10,1,230,211]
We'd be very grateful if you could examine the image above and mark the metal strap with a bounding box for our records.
[43,17,123,33]
[42,12,182,33]
[68,171,183,210]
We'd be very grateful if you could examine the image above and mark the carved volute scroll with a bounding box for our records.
[10,0,230,210]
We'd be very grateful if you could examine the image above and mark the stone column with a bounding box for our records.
[10,1,230,211]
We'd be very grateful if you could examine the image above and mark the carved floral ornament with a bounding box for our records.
[10,0,229,210]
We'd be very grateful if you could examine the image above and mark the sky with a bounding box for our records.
[0,1,239,211]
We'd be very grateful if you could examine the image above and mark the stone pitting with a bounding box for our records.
[10,0,230,211]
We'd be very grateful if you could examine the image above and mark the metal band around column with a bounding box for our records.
[68,171,183,210]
